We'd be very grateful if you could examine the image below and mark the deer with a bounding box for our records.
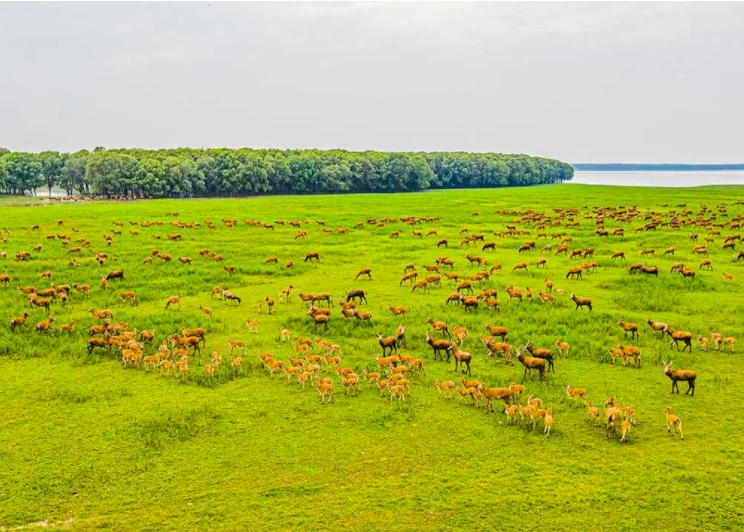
[35,317,55,333]
[566,385,587,406]
[664,406,684,440]
[448,346,472,375]
[346,289,367,305]
[604,397,622,440]
[663,361,697,396]
[426,333,453,362]
[646,318,668,340]
[388,304,407,316]
[165,295,182,310]
[619,418,631,443]
[484,324,508,341]
[480,336,513,365]
[378,333,397,355]
[586,400,601,427]
[59,321,76,333]
[228,338,246,357]
[88,307,112,320]
[452,326,468,346]
[715,335,736,353]
[355,267,372,280]
[524,341,554,372]
[664,326,693,352]
[516,348,546,381]
[425,317,451,338]
[570,293,592,311]
[565,267,583,280]
[396,324,407,348]
[435,380,456,399]
[617,343,641,367]
[555,340,570,357]
[106,270,125,281]
[618,320,638,339]
[543,408,554,437]
[513,262,528,273]
[223,290,242,305]
[480,386,512,413]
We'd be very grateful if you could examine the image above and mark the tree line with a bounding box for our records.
[0,147,573,197]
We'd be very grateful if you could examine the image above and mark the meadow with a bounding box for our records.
[1,184,743,531]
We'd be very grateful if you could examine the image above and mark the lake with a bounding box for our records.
[570,170,744,187]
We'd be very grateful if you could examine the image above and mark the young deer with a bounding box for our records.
[664,406,684,440]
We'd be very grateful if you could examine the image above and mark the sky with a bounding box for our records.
[1,2,743,163]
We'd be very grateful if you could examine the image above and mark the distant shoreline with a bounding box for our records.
[572,164,744,171]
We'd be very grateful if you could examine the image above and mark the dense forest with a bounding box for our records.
[0,147,572,197]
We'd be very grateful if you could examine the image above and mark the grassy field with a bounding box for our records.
[1,184,743,531]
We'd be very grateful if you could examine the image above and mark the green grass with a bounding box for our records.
[1,184,743,531]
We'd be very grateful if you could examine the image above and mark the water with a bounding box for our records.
[570,170,744,187]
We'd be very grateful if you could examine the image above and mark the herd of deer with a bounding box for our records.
[2,199,742,445]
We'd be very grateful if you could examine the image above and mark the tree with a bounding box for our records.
[3,152,42,195]
[60,151,90,195]
[39,151,65,196]
[86,152,137,195]
[0,147,573,197]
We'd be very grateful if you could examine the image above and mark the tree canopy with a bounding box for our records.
[0,147,572,197]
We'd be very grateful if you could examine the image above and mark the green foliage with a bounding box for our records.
[0,147,573,197]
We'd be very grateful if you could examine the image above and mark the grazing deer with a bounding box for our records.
[165,295,182,310]
[663,361,696,396]
[223,290,242,305]
[664,406,684,440]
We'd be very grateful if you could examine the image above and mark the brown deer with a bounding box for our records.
[570,293,592,311]
[646,318,668,339]
[663,361,696,396]
[516,348,547,381]
[378,333,397,355]
[524,341,554,372]
[617,343,641,367]
[664,326,692,352]
[165,295,182,310]
[426,333,453,362]
[448,346,472,375]
[618,320,638,339]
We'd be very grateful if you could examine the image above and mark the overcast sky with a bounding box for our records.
[1,2,743,163]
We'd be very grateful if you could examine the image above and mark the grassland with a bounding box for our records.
[1,184,743,531]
